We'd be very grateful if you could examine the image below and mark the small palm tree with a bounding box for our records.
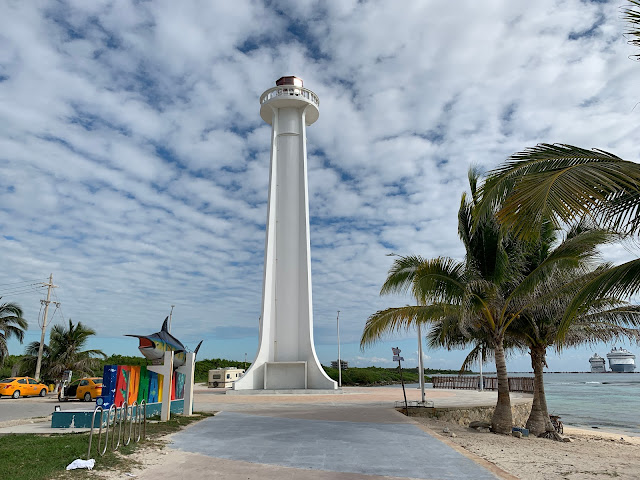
[0,302,27,367]
[22,319,105,381]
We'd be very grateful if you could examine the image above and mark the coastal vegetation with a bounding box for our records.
[0,301,27,366]
[323,365,418,385]
[20,319,106,384]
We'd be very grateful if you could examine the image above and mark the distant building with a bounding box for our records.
[331,360,348,369]
[589,353,606,373]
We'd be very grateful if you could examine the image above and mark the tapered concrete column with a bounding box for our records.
[233,77,337,391]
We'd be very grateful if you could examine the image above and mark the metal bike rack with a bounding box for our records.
[87,405,103,460]
[88,400,147,459]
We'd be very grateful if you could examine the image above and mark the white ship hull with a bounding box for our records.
[606,348,636,373]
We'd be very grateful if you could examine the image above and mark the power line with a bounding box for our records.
[0,284,46,295]
[0,278,46,287]
[52,290,66,322]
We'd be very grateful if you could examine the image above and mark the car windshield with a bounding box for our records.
[0,378,15,383]
[93,379,103,384]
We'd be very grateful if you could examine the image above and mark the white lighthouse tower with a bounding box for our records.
[233,77,337,391]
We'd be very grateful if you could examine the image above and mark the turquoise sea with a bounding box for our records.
[400,372,640,435]
[542,372,640,435]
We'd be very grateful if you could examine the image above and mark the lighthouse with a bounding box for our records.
[232,77,337,391]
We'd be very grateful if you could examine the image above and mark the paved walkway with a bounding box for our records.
[169,410,500,479]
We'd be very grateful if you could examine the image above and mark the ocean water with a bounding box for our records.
[394,373,640,435]
[543,372,640,435]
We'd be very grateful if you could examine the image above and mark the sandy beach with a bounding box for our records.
[412,416,640,480]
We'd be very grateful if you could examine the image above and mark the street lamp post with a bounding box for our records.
[337,310,341,388]
[417,323,426,403]
[168,304,175,333]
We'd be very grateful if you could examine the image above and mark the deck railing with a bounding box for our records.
[431,375,534,393]
[260,86,319,107]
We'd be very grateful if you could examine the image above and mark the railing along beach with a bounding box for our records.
[431,375,534,393]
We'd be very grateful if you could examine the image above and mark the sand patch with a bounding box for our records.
[413,416,640,480]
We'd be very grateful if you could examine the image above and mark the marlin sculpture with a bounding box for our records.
[126,317,202,368]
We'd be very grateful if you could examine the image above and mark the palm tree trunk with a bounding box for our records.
[526,345,558,438]
[491,336,513,434]
[526,346,550,435]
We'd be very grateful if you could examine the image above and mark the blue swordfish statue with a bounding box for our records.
[126,316,202,369]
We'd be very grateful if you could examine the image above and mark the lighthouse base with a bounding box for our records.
[233,359,337,391]
[226,388,343,396]
[264,361,307,389]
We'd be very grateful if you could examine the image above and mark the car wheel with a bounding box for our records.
[212,381,219,388]
[84,392,92,402]
[12,390,20,399]
[39,389,47,397]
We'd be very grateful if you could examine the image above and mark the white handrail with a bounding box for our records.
[260,86,319,107]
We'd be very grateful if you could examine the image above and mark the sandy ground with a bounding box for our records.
[413,417,640,480]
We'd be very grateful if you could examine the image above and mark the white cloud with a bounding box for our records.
[0,0,637,373]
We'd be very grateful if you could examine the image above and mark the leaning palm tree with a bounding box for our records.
[478,144,640,333]
[361,170,611,433]
[0,302,27,367]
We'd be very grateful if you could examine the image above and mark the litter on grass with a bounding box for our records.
[66,458,95,470]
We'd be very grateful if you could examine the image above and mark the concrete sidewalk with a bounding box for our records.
[167,410,500,479]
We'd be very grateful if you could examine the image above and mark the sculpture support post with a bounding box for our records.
[147,351,173,421]
[233,77,337,391]
[177,352,195,415]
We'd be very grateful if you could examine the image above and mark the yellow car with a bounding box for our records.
[61,377,103,401]
[0,377,49,398]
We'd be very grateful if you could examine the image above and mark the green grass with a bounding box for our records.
[0,412,215,480]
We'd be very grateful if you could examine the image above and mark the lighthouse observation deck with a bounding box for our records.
[260,76,319,125]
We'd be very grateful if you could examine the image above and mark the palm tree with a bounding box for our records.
[513,265,640,437]
[0,302,27,366]
[22,319,105,381]
[361,170,609,433]
[624,1,640,60]
[478,143,640,332]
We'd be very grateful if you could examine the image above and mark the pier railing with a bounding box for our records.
[432,376,534,393]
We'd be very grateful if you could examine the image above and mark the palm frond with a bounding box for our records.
[360,304,456,348]
[560,259,640,337]
[478,144,640,238]
[623,0,640,60]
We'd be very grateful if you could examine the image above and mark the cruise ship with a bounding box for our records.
[606,347,636,373]
[589,353,606,372]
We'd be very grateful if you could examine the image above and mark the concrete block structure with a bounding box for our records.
[233,77,337,391]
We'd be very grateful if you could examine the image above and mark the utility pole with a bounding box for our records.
[336,310,341,388]
[168,304,175,333]
[35,273,57,381]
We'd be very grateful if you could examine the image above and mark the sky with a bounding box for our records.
[1,0,639,374]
